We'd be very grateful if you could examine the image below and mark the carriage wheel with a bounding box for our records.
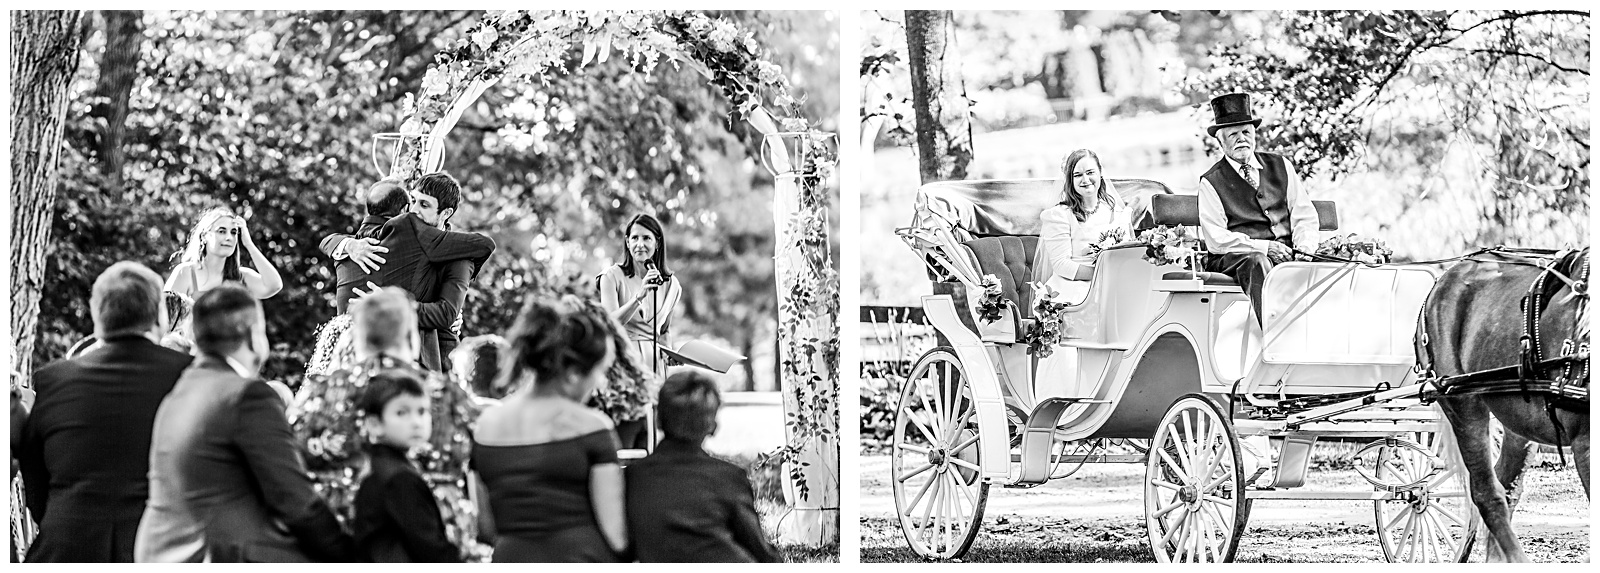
[1372,430,1481,562]
[891,347,989,559]
[1145,394,1248,563]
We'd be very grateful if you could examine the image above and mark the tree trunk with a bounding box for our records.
[87,10,144,191]
[11,9,86,380]
[10,9,87,560]
[904,10,974,183]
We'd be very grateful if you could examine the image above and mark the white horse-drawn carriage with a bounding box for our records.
[890,178,1479,562]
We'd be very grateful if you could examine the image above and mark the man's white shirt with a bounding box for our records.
[1197,154,1320,255]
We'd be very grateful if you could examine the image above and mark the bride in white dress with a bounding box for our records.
[1031,149,1134,399]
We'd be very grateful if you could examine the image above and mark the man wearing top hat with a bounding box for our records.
[1197,92,1320,326]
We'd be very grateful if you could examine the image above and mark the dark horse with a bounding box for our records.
[1419,248,1589,562]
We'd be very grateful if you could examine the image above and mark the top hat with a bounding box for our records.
[1206,92,1262,137]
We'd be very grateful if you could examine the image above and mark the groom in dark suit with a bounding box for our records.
[18,262,193,562]
[1197,93,1321,325]
[321,173,495,371]
[136,285,352,562]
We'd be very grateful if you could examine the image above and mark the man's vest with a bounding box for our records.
[1201,152,1293,245]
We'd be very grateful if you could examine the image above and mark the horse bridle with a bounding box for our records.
[1419,248,1590,461]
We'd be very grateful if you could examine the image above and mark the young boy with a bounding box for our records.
[624,369,779,562]
[351,370,460,562]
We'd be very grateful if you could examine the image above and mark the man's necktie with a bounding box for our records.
[1241,163,1258,189]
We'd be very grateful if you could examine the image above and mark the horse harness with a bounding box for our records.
[1417,247,1590,457]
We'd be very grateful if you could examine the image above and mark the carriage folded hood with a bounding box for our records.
[910,178,1171,238]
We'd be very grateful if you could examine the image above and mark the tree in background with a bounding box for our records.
[11,10,88,379]
[29,11,836,394]
[903,10,974,183]
[1190,10,1589,248]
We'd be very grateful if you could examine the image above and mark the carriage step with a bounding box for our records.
[1009,398,1102,485]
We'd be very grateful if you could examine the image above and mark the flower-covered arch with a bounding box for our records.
[383,10,839,545]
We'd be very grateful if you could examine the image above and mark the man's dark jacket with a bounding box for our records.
[624,438,780,563]
[137,356,353,562]
[18,335,192,562]
[320,213,494,370]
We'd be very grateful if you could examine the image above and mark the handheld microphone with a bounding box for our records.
[644,260,665,286]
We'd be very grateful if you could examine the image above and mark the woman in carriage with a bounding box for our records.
[1031,149,1137,398]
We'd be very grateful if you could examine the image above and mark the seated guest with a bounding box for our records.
[352,370,460,562]
[471,298,627,562]
[136,285,352,562]
[17,262,194,562]
[625,369,779,563]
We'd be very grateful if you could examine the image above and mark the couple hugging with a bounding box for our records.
[318,172,496,373]
[1032,93,1322,398]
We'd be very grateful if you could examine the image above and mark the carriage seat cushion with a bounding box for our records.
[960,235,1040,318]
[1161,271,1238,286]
[1145,194,1341,232]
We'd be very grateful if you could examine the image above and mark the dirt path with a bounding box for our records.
[860,455,1589,562]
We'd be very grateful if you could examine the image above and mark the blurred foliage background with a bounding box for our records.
[38,10,840,391]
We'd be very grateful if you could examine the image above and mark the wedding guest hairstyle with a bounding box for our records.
[658,369,722,442]
[176,207,244,282]
[351,287,417,357]
[505,298,612,388]
[191,284,260,356]
[357,369,427,419]
[452,335,509,400]
[365,178,411,219]
[619,213,670,279]
[1059,149,1117,223]
[414,172,462,212]
[90,261,164,339]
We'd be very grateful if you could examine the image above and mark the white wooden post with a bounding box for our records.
[747,108,840,547]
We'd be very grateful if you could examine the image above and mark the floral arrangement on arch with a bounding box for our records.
[1023,282,1073,358]
[1137,225,1196,268]
[394,10,803,180]
[1315,233,1394,264]
[974,274,1009,324]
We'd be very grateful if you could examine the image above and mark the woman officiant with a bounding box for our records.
[597,213,682,449]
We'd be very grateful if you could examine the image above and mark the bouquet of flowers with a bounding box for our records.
[974,274,1009,324]
[1087,227,1128,256]
[1023,282,1073,358]
[1315,233,1394,264]
[1136,225,1196,267]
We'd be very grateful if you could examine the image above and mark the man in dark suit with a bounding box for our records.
[321,173,494,371]
[625,370,779,563]
[17,262,194,562]
[1197,92,1321,325]
[135,285,353,562]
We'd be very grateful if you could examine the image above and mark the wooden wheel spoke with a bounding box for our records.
[915,381,946,438]
[898,462,936,483]
[1152,499,1186,519]
[905,411,940,446]
[948,433,979,456]
[1428,500,1467,527]
[1151,478,1183,492]
[1382,502,1410,531]
[947,458,981,473]
[948,470,978,508]
[896,443,932,455]
[1162,506,1189,545]
[904,472,936,513]
[1158,446,1190,484]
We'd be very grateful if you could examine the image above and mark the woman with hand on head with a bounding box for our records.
[165,208,284,300]
[597,213,682,449]
[469,298,627,562]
